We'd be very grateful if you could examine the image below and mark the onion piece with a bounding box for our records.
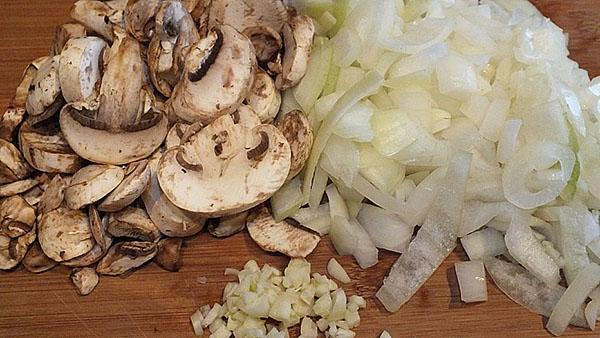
[585,298,600,331]
[455,261,488,303]
[379,17,454,55]
[326,184,349,220]
[357,204,413,254]
[327,258,351,284]
[294,37,332,111]
[496,119,523,164]
[271,177,304,222]
[558,206,591,284]
[547,263,600,336]
[292,204,331,236]
[330,216,378,269]
[504,212,560,286]
[460,228,507,261]
[376,151,471,312]
[484,257,587,328]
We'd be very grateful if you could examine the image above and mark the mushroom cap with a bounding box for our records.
[276,14,315,90]
[70,0,116,41]
[0,179,39,198]
[18,120,84,174]
[168,25,256,124]
[165,122,188,149]
[70,267,99,296]
[64,164,125,210]
[0,195,36,238]
[25,55,64,124]
[245,69,281,123]
[38,174,69,215]
[106,207,161,242]
[96,241,157,275]
[242,25,282,65]
[13,56,49,109]
[38,207,94,262]
[51,23,87,56]
[0,138,32,184]
[141,154,206,237]
[23,241,58,273]
[157,112,291,216]
[247,207,320,258]
[277,110,313,180]
[98,160,151,212]
[59,103,169,165]
[0,225,37,270]
[208,0,288,34]
[124,0,163,42]
[208,210,248,238]
[59,37,107,103]
[154,237,183,272]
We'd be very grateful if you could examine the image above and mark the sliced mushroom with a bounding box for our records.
[51,23,87,56]
[275,14,315,90]
[13,56,49,109]
[0,107,26,142]
[0,139,32,184]
[59,35,168,165]
[61,210,112,267]
[96,241,157,276]
[277,110,313,180]
[70,267,99,296]
[187,0,211,36]
[59,37,107,103]
[107,207,161,242]
[98,160,150,212]
[0,235,16,270]
[0,179,39,197]
[165,122,189,149]
[0,196,36,238]
[154,237,183,272]
[208,0,288,35]
[62,243,110,267]
[23,241,58,273]
[244,69,281,123]
[147,0,200,97]
[25,55,64,125]
[19,120,84,174]
[38,207,94,262]
[208,211,248,238]
[157,112,291,216]
[38,175,69,215]
[142,155,206,237]
[124,0,163,42]
[243,25,282,65]
[64,164,125,210]
[0,225,37,270]
[168,25,256,124]
[22,186,45,207]
[247,207,320,258]
[71,0,118,41]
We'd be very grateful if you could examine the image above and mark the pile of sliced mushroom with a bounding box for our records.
[0,0,315,297]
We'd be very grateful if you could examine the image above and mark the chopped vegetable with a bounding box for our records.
[455,261,488,303]
[327,258,351,284]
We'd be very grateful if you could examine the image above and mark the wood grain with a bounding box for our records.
[0,1,599,337]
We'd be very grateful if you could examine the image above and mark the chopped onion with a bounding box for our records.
[496,119,523,164]
[327,258,351,284]
[380,17,454,55]
[357,204,413,253]
[547,263,600,336]
[326,184,349,220]
[558,206,591,284]
[455,261,488,303]
[294,37,332,111]
[460,228,507,260]
[330,216,378,268]
[292,204,332,235]
[271,177,304,222]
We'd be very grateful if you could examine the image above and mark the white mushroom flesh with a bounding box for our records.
[70,267,100,296]
[65,164,125,210]
[276,15,315,90]
[245,69,281,123]
[38,208,94,262]
[59,37,107,103]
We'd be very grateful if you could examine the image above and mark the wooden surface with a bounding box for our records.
[0,1,599,337]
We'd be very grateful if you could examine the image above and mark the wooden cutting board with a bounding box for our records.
[0,1,599,337]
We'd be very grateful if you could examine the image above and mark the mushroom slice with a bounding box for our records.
[96,241,158,276]
[165,122,189,149]
[71,0,118,41]
[88,206,110,251]
[157,113,291,216]
[0,107,26,142]
[62,243,108,267]
[59,37,107,103]
[60,103,169,165]
[23,241,58,273]
[247,207,320,258]
[38,207,94,262]
[148,0,200,97]
[244,69,281,123]
[107,207,161,242]
[65,164,125,210]
[51,23,87,56]
[208,0,287,35]
[0,179,39,198]
[12,56,49,110]
[98,160,150,212]
[243,25,283,65]
[208,211,248,238]
[277,110,314,180]
[124,0,163,43]
[38,175,69,214]
[19,120,84,174]
[0,196,36,238]
[142,155,207,237]
[25,56,64,125]
[0,225,37,270]
[154,237,183,272]
[188,0,211,36]
[0,139,32,184]
[275,15,315,90]
[70,267,99,296]
[22,186,45,207]
[168,25,256,124]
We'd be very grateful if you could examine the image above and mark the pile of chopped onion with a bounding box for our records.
[280,0,600,334]
[190,258,366,337]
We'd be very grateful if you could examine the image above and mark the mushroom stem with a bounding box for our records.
[176,147,203,172]
[247,131,269,160]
